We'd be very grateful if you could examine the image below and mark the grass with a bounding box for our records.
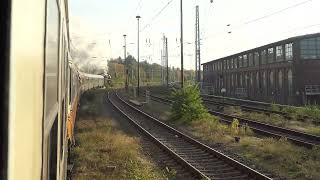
[72,119,167,180]
[223,106,320,136]
[128,90,320,180]
[71,89,168,180]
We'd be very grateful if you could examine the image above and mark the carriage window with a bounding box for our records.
[45,0,59,118]
[285,43,293,61]
[276,45,283,61]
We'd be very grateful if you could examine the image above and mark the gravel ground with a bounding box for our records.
[118,93,284,180]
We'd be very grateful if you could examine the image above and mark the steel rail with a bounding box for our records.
[111,92,272,180]
[148,94,320,149]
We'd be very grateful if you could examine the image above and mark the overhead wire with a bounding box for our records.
[140,0,175,32]
[201,0,313,41]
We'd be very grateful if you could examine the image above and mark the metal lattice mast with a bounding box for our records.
[195,5,201,84]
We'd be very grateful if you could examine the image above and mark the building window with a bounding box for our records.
[225,60,230,69]
[276,45,283,61]
[250,73,253,87]
[239,56,243,68]
[230,59,234,69]
[261,50,267,64]
[231,74,234,87]
[270,71,274,88]
[285,43,293,61]
[256,72,259,89]
[243,54,248,67]
[267,48,274,63]
[254,52,259,66]
[288,69,293,95]
[263,71,267,89]
[234,58,238,69]
[240,74,243,87]
[279,70,283,89]
[248,53,253,66]
[244,73,248,87]
[300,37,320,59]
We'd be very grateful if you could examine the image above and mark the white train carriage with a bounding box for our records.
[80,73,105,91]
[1,0,107,180]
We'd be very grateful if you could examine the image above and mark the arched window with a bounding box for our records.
[263,71,267,89]
[256,72,259,88]
[270,71,274,88]
[231,74,234,87]
[288,69,293,95]
[279,70,283,89]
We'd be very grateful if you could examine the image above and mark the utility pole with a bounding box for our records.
[195,5,201,84]
[166,37,169,87]
[160,50,163,84]
[136,15,141,96]
[180,0,184,88]
[123,34,128,90]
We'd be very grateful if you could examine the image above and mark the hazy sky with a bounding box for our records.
[69,0,320,70]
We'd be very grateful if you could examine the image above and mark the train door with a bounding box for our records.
[0,0,11,179]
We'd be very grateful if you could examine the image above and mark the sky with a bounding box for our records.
[69,0,320,70]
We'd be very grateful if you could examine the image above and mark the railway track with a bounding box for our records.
[148,94,320,149]
[108,92,272,180]
[141,87,293,119]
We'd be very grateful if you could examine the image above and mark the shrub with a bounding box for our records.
[270,102,281,111]
[230,118,240,136]
[170,85,209,122]
[283,105,320,122]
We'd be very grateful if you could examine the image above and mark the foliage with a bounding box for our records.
[270,102,281,111]
[73,119,167,180]
[170,85,209,122]
[73,89,167,179]
[236,137,320,179]
[230,118,240,136]
[283,105,320,122]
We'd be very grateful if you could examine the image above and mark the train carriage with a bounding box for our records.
[202,33,320,105]
[1,0,106,180]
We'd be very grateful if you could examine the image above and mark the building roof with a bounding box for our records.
[202,32,320,65]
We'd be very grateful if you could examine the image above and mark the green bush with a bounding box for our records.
[170,85,209,122]
[230,118,240,136]
[283,105,320,122]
